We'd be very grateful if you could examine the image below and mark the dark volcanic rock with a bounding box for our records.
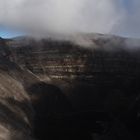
[1,33,140,139]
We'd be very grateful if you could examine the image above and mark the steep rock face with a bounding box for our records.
[6,35,140,82]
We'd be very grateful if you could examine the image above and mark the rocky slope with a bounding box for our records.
[1,33,140,139]
[0,58,35,139]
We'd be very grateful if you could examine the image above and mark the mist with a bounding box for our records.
[0,0,140,38]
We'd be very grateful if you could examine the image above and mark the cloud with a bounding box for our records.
[114,1,140,38]
[0,0,140,38]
